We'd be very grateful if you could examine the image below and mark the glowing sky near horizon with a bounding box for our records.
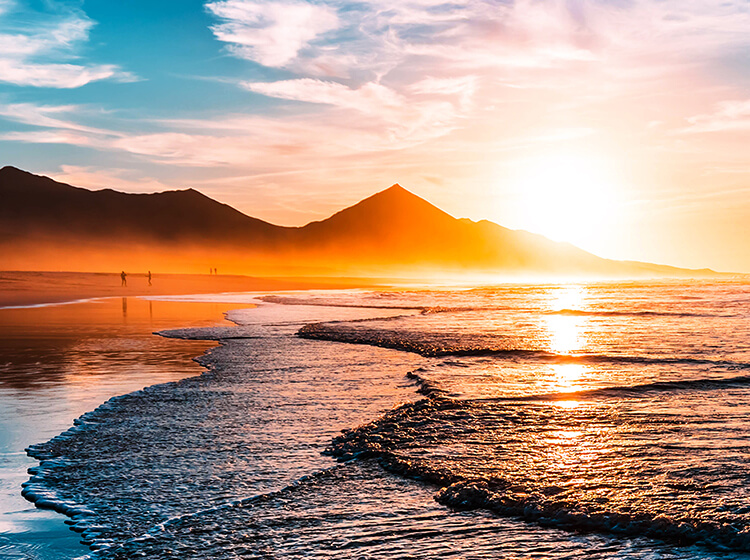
[0,0,748,272]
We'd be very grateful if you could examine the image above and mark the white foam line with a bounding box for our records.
[139,292,267,304]
[0,291,265,310]
[0,296,108,310]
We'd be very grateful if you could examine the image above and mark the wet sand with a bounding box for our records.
[0,272,386,558]
[0,271,386,308]
[0,297,256,559]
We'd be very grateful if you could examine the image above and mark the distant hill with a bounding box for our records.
[0,165,285,245]
[0,166,718,278]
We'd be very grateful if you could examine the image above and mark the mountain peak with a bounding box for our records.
[373,183,412,198]
[1,165,34,178]
[300,183,457,243]
[0,166,86,197]
[352,183,450,217]
[0,166,718,277]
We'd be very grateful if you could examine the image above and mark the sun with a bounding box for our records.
[509,152,623,247]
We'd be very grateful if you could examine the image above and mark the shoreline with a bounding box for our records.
[0,296,257,560]
[0,270,391,309]
[4,291,422,558]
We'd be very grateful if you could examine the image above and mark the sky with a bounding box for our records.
[0,0,748,272]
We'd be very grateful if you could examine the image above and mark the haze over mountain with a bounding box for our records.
[0,166,716,278]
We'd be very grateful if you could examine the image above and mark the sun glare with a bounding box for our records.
[551,284,585,311]
[551,363,587,393]
[544,284,588,354]
[509,152,622,247]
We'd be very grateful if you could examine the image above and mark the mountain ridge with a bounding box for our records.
[0,166,719,277]
[0,166,284,244]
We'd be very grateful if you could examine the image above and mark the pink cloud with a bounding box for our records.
[682,100,750,133]
[241,78,463,146]
[48,165,177,194]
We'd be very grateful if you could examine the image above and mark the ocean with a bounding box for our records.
[12,280,750,558]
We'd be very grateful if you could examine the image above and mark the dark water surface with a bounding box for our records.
[9,281,750,559]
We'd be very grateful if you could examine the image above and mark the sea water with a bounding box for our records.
[0,298,251,559]
[19,280,750,558]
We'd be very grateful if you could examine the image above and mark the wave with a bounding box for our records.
[434,480,750,551]
[405,368,449,397]
[24,395,135,549]
[407,366,750,404]
[547,308,731,318]
[67,457,669,560]
[74,465,347,558]
[260,296,729,320]
[326,396,750,552]
[298,323,750,371]
[260,295,476,316]
[260,295,423,310]
[497,373,750,402]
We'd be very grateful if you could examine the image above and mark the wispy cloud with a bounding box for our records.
[4,0,748,169]
[206,0,750,89]
[0,129,97,146]
[0,1,134,88]
[0,103,112,135]
[682,100,750,133]
[241,78,461,144]
[242,79,403,113]
[201,0,750,165]
[206,0,339,67]
[48,165,176,193]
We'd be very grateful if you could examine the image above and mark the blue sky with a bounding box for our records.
[1,0,749,271]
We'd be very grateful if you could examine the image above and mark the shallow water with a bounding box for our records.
[0,298,251,559]
[15,280,750,558]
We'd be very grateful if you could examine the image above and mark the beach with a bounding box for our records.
[3,279,750,559]
[0,295,261,559]
[0,271,387,309]
[0,273,390,559]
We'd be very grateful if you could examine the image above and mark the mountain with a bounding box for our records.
[0,166,717,277]
[0,166,284,245]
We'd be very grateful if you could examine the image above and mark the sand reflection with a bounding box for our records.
[0,298,251,390]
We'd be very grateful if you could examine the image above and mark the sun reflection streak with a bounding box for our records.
[541,285,594,398]
[552,399,581,409]
[545,315,583,354]
[551,284,585,312]
[545,284,589,355]
[551,363,587,393]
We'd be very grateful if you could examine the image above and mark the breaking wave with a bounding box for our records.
[326,390,750,552]
[298,322,750,372]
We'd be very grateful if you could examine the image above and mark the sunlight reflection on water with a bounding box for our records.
[545,315,586,353]
[549,283,586,311]
[9,280,750,559]
[550,363,587,393]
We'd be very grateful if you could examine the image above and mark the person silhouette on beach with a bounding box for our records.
[121,271,127,287]
[147,271,152,286]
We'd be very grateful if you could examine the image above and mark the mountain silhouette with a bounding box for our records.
[0,166,716,277]
[0,166,284,245]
